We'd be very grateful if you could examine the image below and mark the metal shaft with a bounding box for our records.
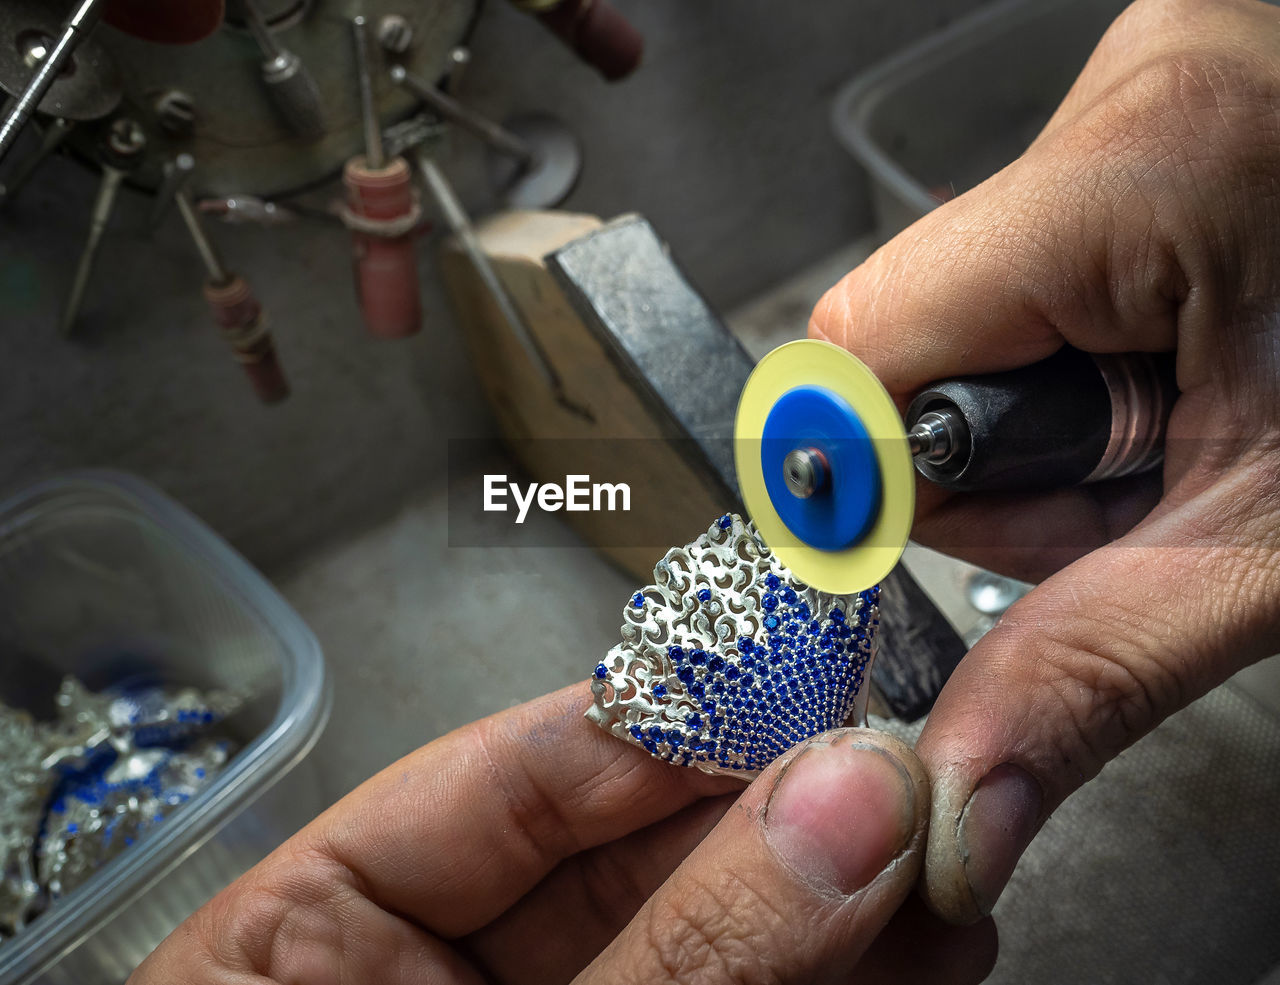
[416,152,557,389]
[174,187,230,285]
[906,407,964,464]
[351,16,383,168]
[0,0,106,163]
[60,163,123,335]
[0,117,74,206]
[241,0,282,58]
[149,153,195,228]
[391,66,535,166]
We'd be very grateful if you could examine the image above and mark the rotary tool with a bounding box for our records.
[735,339,1178,594]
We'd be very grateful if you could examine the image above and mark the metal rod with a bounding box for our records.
[391,66,535,167]
[415,152,558,390]
[0,0,107,163]
[0,117,74,207]
[175,187,230,285]
[60,163,123,335]
[351,16,384,168]
[149,153,195,228]
[241,0,282,59]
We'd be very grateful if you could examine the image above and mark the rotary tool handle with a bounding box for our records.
[905,347,1178,492]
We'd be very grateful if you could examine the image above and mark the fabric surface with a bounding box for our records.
[873,680,1280,985]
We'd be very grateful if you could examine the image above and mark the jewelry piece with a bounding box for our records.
[587,513,879,778]
[0,676,239,937]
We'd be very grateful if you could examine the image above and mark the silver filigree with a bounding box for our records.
[587,514,879,778]
[0,676,240,939]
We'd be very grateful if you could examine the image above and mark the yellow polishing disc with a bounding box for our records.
[735,339,914,594]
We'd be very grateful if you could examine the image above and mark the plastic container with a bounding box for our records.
[0,472,330,985]
[831,0,1130,240]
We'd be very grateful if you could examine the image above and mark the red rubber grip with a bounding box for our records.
[537,0,644,81]
[204,275,290,404]
[105,0,225,43]
[343,156,422,340]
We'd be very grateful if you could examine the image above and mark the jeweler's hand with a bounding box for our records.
[811,0,1280,925]
[128,683,996,985]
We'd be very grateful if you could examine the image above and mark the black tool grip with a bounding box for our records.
[906,347,1120,491]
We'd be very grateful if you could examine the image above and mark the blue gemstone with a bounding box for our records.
[594,663,608,679]
[632,592,645,607]
[725,665,740,681]
[781,587,798,604]
[668,645,684,661]
[708,654,726,673]
[677,666,696,684]
[711,716,725,728]
[741,674,755,687]
[688,714,703,729]
[629,724,644,739]
[702,700,717,714]
[763,614,780,630]
[648,726,664,741]
[711,680,726,695]
[830,607,845,622]
[718,514,732,529]
[697,588,711,602]
[738,635,754,652]
[690,649,707,665]
[643,739,658,753]
[652,683,668,699]
[797,603,811,620]
[765,573,781,590]
[762,593,778,612]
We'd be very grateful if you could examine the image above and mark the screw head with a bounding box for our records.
[154,89,196,136]
[107,117,147,156]
[376,14,413,54]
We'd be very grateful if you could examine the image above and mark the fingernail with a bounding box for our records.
[764,738,916,896]
[957,763,1043,914]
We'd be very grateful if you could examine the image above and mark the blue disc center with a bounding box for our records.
[761,385,882,551]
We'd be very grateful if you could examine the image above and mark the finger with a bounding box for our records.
[463,793,739,984]
[575,729,930,985]
[916,473,1280,924]
[806,37,1280,395]
[912,470,1162,583]
[808,43,1272,565]
[308,683,741,938]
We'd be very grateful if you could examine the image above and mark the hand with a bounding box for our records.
[811,0,1280,923]
[129,683,996,984]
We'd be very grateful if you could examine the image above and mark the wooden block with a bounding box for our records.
[438,209,732,581]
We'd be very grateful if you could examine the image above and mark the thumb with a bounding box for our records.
[917,488,1280,924]
[573,729,929,985]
